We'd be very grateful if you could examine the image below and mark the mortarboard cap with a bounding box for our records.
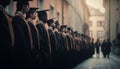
[74,31,78,34]
[37,9,50,23]
[29,7,39,14]
[47,18,55,23]
[55,21,60,26]
[67,27,72,31]
[61,25,67,29]
[26,7,39,19]
[37,9,50,14]
[47,18,55,26]
[37,9,49,17]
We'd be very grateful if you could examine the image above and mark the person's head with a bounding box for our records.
[67,27,72,34]
[37,9,49,23]
[55,21,60,30]
[73,31,78,37]
[26,7,38,20]
[92,38,94,42]
[103,39,105,42]
[52,23,55,30]
[0,0,11,8]
[60,25,67,33]
[97,38,99,41]
[16,0,30,13]
[47,18,54,27]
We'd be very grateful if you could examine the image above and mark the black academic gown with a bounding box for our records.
[48,28,57,54]
[59,32,69,68]
[36,22,52,69]
[59,33,68,51]
[54,31,62,51]
[28,21,41,69]
[66,34,72,51]
[48,28,58,68]
[0,6,15,69]
[12,12,33,69]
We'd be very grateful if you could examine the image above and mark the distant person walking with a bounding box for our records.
[95,39,101,58]
[106,39,112,58]
[101,40,107,58]
[101,39,112,58]
[90,38,95,57]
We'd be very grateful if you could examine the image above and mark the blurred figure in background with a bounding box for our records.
[95,38,101,58]
[106,39,112,58]
[101,39,112,58]
[90,38,95,57]
[101,40,107,58]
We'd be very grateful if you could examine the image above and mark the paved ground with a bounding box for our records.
[73,51,120,69]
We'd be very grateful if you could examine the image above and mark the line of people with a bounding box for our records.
[0,0,95,69]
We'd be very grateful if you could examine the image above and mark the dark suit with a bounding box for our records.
[95,41,100,54]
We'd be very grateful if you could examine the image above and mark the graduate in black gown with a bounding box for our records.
[53,21,65,68]
[26,7,42,69]
[54,21,62,51]
[47,18,59,68]
[12,0,33,69]
[36,9,52,69]
[47,18,58,54]
[59,25,70,68]
[59,25,68,52]
[0,0,15,68]
[66,27,73,51]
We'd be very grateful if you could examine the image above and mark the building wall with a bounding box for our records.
[103,0,120,55]
[89,15,105,42]
[63,0,69,25]
[68,0,90,33]
[83,0,90,35]
[117,0,120,34]
[7,0,90,34]
[103,0,119,41]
